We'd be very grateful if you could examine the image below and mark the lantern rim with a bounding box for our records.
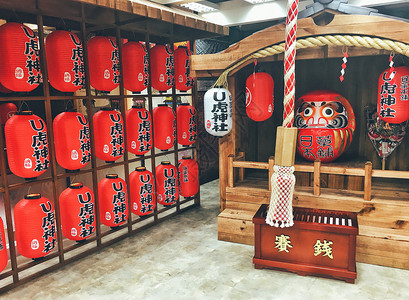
[16,111,33,115]
[135,166,146,171]
[180,103,190,106]
[182,156,191,160]
[157,104,168,107]
[24,193,41,199]
[161,161,171,165]
[69,183,84,189]
[99,107,115,111]
[106,174,118,179]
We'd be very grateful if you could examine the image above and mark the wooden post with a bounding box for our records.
[228,154,234,188]
[274,126,298,167]
[238,151,245,182]
[364,161,372,201]
[268,156,275,191]
[314,159,321,196]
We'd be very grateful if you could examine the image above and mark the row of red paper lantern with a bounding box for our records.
[0,22,194,93]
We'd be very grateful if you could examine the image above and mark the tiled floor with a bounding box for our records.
[3,179,409,299]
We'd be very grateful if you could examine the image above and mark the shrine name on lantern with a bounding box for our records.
[77,192,95,238]
[163,168,177,204]
[137,111,151,152]
[40,202,56,253]
[139,174,154,214]
[112,182,127,225]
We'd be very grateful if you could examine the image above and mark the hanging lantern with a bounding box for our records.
[125,104,152,156]
[0,217,7,272]
[0,22,42,92]
[0,103,17,125]
[377,66,409,124]
[294,90,355,163]
[93,108,124,163]
[177,103,197,146]
[178,156,199,198]
[5,112,49,178]
[204,87,233,136]
[129,167,156,216]
[246,72,274,121]
[59,183,95,241]
[174,46,194,92]
[53,111,91,170]
[98,174,128,227]
[122,41,149,93]
[14,194,56,259]
[0,83,12,94]
[156,161,178,206]
[153,104,175,150]
[150,45,174,92]
[45,30,85,92]
[87,36,120,92]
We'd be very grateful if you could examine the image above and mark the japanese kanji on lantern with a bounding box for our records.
[204,86,232,137]
[150,45,174,92]
[377,66,409,124]
[0,102,17,125]
[153,104,175,151]
[59,183,96,241]
[125,103,152,156]
[87,36,120,92]
[294,90,355,163]
[53,111,91,170]
[93,108,124,163]
[5,111,49,179]
[246,72,274,121]
[14,194,56,259]
[0,22,42,92]
[122,41,149,93]
[174,46,194,92]
[129,167,156,216]
[177,103,197,146]
[178,156,199,198]
[98,174,128,227]
[0,217,8,272]
[156,161,179,206]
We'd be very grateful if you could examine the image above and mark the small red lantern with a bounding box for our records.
[246,72,274,121]
[129,167,156,216]
[87,36,120,92]
[59,183,95,241]
[98,174,128,227]
[377,66,409,124]
[53,111,91,170]
[0,217,8,272]
[125,104,152,156]
[177,103,197,146]
[174,46,194,92]
[156,161,178,205]
[5,111,49,178]
[0,22,42,92]
[150,45,174,92]
[122,41,149,92]
[0,103,17,124]
[153,104,175,150]
[93,108,124,163]
[14,194,56,259]
[178,156,199,198]
[45,30,84,92]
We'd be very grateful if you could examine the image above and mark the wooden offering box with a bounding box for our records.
[253,204,358,283]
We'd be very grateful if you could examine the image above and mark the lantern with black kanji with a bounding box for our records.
[204,87,232,136]
[0,217,7,272]
[5,111,49,178]
[153,104,175,150]
[98,174,128,227]
[87,36,120,92]
[122,41,149,93]
[14,194,56,259]
[177,103,197,146]
[150,45,174,92]
[174,46,194,92]
[0,22,42,92]
[246,72,274,121]
[59,183,95,241]
[129,167,156,216]
[156,161,178,206]
[125,104,152,156]
[53,111,91,170]
[178,156,199,198]
[45,30,85,92]
[93,108,124,163]
[377,66,409,124]
[0,102,17,124]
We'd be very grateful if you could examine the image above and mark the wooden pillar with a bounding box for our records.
[268,156,275,191]
[313,159,321,196]
[274,126,297,167]
[228,154,234,188]
[238,151,245,181]
[364,161,372,201]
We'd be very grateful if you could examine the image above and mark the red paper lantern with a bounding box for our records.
[98,174,128,227]
[87,36,120,92]
[59,183,95,241]
[129,167,156,216]
[245,72,274,121]
[0,217,7,272]
[125,104,152,156]
[156,161,178,205]
[177,103,197,146]
[0,103,17,124]
[0,22,42,92]
[93,108,124,163]
[53,111,91,170]
[14,194,56,259]
[178,156,199,198]
[122,41,149,92]
[5,111,49,178]
[45,30,84,92]
[0,83,12,94]
[153,104,175,150]
[174,46,194,92]
[377,66,409,124]
[150,45,174,92]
